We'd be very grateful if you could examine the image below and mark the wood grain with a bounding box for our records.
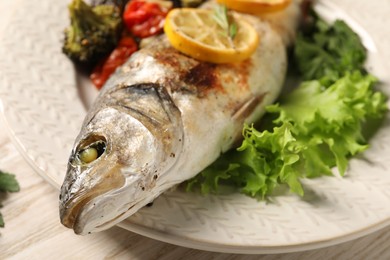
[1,128,390,259]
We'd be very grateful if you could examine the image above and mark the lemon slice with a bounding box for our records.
[163,8,259,64]
[216,0,291,15]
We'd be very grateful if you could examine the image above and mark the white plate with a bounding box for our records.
[1,0,390,254]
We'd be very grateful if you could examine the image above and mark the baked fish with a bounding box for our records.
[60,2,301,234]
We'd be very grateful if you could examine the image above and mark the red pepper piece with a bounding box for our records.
[90,36,138,89]
[123,0,169,38]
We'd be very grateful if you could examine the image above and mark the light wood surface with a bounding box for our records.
[1,120,390,260]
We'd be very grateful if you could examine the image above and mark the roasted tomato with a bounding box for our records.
[123,0,170,38]
[90,36,138,89]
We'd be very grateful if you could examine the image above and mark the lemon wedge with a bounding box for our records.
[216,0,291,15]
[163,8,259,64]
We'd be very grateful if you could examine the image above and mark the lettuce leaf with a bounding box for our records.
[269,72,386,175]
[187,72,387,198]
[187,13,388,199]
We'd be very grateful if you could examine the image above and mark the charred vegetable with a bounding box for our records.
[90,35,138,89]
[62,0,122,63]
[123,0,171,38]
[90,0,130,12]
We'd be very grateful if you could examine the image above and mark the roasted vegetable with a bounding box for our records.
[123,0,171,38]
[62,0,122,63]
[90,0,130,12]
[90,35,138,89]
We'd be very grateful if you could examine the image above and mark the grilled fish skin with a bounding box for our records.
[59,5,297,235]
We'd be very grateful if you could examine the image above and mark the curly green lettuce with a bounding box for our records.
[187,72,387,198]
[187,13,388,199]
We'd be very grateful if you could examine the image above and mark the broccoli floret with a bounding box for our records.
[90,0,130,12]
[62,0,122,64]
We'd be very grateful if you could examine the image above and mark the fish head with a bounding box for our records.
[59,106,168,235]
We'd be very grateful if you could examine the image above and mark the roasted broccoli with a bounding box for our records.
[62,0,122,64]
[90,0,130,11]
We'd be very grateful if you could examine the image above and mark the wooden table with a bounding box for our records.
[1,1,390,259]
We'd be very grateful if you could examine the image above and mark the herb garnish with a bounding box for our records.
[213,5,237,40]
[0,170,20,227]
[295,13,367,86]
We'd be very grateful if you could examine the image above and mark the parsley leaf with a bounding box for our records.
[294,16,367,85]
[213,4,237,40]
[0,171,20,192]
[0,170,20,227]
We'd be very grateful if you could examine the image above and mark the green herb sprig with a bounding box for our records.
[213,5,237,40]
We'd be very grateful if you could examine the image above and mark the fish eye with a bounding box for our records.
[76,136,106,164]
